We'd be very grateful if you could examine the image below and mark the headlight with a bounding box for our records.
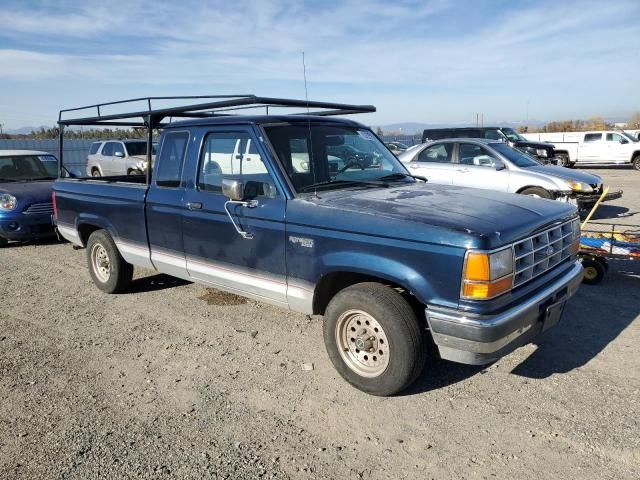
[300,161,309,171]
[462,248,514,300]
[564,180,592,193]
[536,149,548,157]
[0,193,17,211]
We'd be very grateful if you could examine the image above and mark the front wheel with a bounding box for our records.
[0,237,8,248]
[127,168,143,175]
[520,186,553,199]
[633,155,640,171]
[555,153,571,168]
[86,230,133,293]
[323,282,427,396]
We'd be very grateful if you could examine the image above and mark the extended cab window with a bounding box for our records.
[416,143,453,163]
[198,132,277,197]
[156,131,189,188]
[584,133,602,142]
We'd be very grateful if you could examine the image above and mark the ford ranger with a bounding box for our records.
[53,96,584,396]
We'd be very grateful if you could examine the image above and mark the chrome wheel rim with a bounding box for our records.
[91,243,111,282]
[336,309,390,378]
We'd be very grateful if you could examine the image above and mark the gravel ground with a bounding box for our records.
[1,168,639,479]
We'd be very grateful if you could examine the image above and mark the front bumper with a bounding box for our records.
[426,261,584,365]
[577,189,623,206]
[0,213,56,241]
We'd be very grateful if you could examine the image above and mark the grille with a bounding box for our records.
[23,202,54,215]
[513,218,579,287]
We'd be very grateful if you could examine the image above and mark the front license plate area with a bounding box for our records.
[542,301,566,331]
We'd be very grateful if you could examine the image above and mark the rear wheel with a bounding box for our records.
[555,153,571,168]
[91,168,101,177]
[581,258,605,285]
[633,155,640,171]
[0,237,8,248]
[520,186,553,199]
[127,168,143,175]
[323,282,427,396]
[86,230,133,293]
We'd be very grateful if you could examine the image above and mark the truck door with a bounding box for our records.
[453,142,510,192]
[146,130,190,278]
[182,127,288,307]
[405,142,455,185]
[578,133,604,162]
[605,132,629,162]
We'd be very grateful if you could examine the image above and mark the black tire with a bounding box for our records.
[555,153,571,168]
[581,258,605,285]
[86,230,133,293]
[0,237,8,248]
[633,155,640,171]
[323,282,427,396]
[127,168,143,175]
[91,168,101,177]
[520,186,553,199]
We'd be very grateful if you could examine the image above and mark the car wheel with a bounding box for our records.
[86,230,133,293]
[323,282,427,396]
[520,187,553,199]
[633,155,640,171]
[581,258,605,285]
[91,168,101,177]
[555,153,571,168]
[127,168,143,175]
[0,237,8,248]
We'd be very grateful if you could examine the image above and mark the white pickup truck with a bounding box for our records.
[523,131,640,170]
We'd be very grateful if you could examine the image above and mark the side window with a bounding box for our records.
[113,142,125,156]
[458,143,501,167]
[101,142,114,156]
[484,129,502,140]
[89,143,100,155]
[606,133,624,142]
[156,131,189,188]
[198,131,276,198]
[584,133,602,142]
[416,143,453,163]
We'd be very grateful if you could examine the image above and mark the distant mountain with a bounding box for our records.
[5,125,51,134]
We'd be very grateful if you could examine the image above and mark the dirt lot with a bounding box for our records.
[1,168,639,479]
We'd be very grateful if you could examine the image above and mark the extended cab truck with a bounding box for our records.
[523,131,640,170]
[53,97,584,396]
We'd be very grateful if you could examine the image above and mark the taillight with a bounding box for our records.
[52,191,58,218]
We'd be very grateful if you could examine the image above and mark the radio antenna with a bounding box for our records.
[302,51,318,196]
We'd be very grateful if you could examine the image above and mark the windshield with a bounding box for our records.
[501,127,526,142]
[124,141,157,156]
[491,143,540,168]
[263,124,412,193]
[0,155,56,181]
[621,132,639,143]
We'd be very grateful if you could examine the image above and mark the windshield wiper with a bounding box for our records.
[379,172,428,182]
[299,179,389,192]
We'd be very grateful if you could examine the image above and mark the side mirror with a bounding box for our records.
[222,178,244,201]
[620,138,628,144]
[114,151,125,158]
[495,162,506,171]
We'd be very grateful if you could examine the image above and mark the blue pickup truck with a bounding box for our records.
[53,96,584,396]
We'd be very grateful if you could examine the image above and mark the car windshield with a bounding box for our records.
[501,127,526,142]
[621,132,639,143]
[263,124,413,193]
[124,141,156,156]
[491,143,540,168]
[0,155,56,181]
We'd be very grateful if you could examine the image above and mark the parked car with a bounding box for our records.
[523,131,640,170]
[86,139,156,177]
[385,141,410,155]
[0,150,57,246]
[55,97,584,396]
[398,139,622,209]
[422,126,558,165]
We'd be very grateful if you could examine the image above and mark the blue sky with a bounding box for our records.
[0,0,638,129]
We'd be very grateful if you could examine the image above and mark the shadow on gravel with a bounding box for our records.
[1,236,62,248]
[127,273,192,293]
[400,360,485,396]
[511,259,640,379]
[588,204,634,221]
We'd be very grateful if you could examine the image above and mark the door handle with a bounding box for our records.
[186,202,202,210]
[456,168,469,173]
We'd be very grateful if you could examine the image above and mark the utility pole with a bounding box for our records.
[0,123,4,135]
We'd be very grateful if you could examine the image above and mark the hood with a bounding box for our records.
[289,183,577,249]
[0,180,54,211]
[513,140,553,151]
[525,164,601,184]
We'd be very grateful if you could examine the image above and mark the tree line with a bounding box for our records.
[0,127,152,140]
[518,112,640,133]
